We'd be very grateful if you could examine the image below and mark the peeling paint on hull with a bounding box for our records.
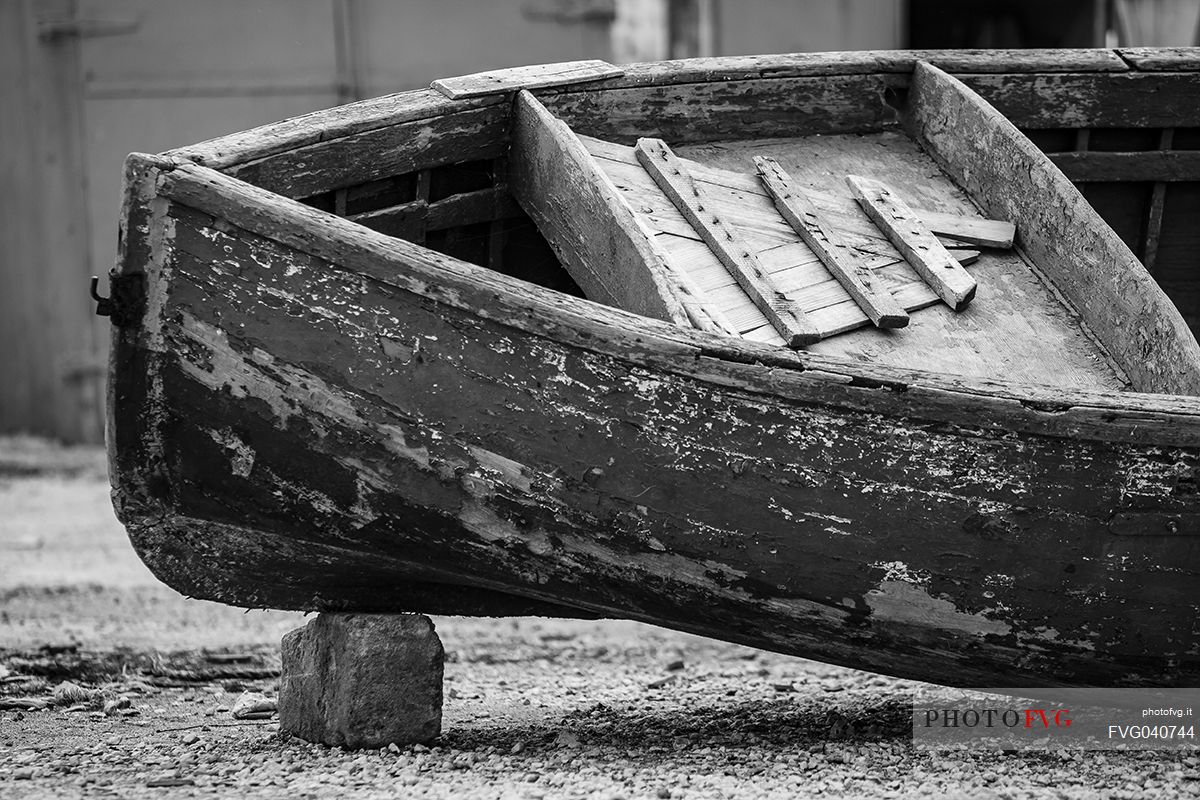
[108,134,1200,690]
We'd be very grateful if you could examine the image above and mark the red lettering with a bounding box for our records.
[1025,709,1050,729]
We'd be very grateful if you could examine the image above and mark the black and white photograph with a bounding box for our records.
[3,0,1200,797]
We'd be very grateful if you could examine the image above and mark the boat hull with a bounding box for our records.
[109,151,1200,688]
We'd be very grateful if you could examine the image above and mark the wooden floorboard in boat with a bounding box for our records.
[583,132,1127,392]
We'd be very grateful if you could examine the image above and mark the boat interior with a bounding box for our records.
[190,57,1200,399]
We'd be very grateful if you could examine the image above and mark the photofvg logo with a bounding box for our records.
[912,688,1200,751]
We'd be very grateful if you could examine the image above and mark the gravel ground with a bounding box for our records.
[1,437,1198,798]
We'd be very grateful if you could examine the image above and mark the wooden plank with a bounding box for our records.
[139,154,1200,442]
[906,61,1200,396]
[635,138,819,346]
[164,50,1132,173]
[754,156,908,329]
[349,199,428,242]
[426,186,522,229]
[228,104,509,199]
[543,73,905,146]
[1117,47,1200,72]
[846,175,977,311]
[543,72,1200,147]
[347,187,524,239]
[959,72,1200,130]
[1049,150,1200,182]
[919,210,1015,249]
[508,91,688,326]
[539,49,1128,91]
[587,133,1008,252]
[432,60,623,99]
[1143,129,1175,273]
[168,89,506,170]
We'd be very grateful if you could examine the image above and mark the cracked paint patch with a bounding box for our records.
[866,580,1012,637]
[869,560,929,585]
[208,428,256,478]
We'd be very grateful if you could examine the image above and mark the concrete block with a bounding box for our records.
[280,613,443,748]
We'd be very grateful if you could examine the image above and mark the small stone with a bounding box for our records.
[387,743,401,754]
[656,788,672,798]
[53,682,101,708]
[280,614,442,750]
[553,731,580,748]
[181,733,200,746]
[13,768,34,780]
[231,692,277,720]
[525,772,541,783]
[665,659,685,672]
[647,675,677,690]
[772,683,795,693]
[510,741,525,755]
[103,696,132,715]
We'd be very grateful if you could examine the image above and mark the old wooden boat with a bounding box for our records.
[105,49,1200,688]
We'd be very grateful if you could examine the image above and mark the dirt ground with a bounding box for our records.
[1,437,1197,799]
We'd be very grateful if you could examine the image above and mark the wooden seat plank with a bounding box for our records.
[755,156,908,329]
[635,138,820,346]
[432,60,623,99]
[920,210,1015,248]
[846,175,978,311]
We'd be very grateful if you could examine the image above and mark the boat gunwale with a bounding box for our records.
[164,48,1200,171]
[136,153,1200,447]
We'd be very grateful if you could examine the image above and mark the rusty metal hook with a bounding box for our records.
[90,276,112,317]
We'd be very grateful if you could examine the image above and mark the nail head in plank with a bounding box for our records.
[635,138,820,347]
[431,60,624,99]
[846,175,978,311]
[754,156,908,329]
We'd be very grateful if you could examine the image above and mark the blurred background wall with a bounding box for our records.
[2,0,1195,442]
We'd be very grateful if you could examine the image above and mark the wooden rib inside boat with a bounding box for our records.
[106,50,1200,689]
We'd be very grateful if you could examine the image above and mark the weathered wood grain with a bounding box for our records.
[846,175,977,311]
[1143,130,1175,274]
[1049,150,1200,182]
[349,200,428,241]
[919,210,1015,248]
[542,71,1200,146]
[227,105,508,199]
[168,89,505,170]
[755,156,907,329]
[587,132,1006,253]
[432,60,623,99]
[636,138,819,346]
[140,158,1193,439]
[958,72,1200,129]
[1117,46,1200,71]
[110,155,1200,686]
[590,131,1123,385]
[162,51,1140,175]
[542,73,906,145]
[348,186,523,243]
[905,61,1200,396]
[507,91,688,326]
[537,49,1128,90]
